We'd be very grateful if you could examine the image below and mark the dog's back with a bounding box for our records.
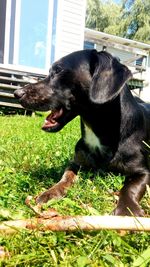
[135,97,150,138]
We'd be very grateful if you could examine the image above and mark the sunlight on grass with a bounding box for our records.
[0,115,150,266]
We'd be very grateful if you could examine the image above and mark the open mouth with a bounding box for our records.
[42,108,63,131]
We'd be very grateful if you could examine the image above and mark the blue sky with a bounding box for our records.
[113,0,121,3]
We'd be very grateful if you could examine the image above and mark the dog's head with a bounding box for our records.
[14,49,131,132]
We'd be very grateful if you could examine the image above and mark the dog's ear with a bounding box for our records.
[89,51,132,104]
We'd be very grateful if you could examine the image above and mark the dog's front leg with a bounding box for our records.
[36,163,79,204]
[114,172,150,216]
[36,138,96,204]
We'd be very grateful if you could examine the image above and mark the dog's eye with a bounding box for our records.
[55,65,62,74]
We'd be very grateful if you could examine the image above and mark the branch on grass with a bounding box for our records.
[1,215,150,234]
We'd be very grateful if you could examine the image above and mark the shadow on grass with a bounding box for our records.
[25,160,105,191]
[28,160,69,186]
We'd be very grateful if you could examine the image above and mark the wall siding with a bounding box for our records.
[54,0,86,61]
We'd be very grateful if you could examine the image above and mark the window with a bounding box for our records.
[135,56,147,71]
[18,0,50,69]
[135,57,143,67]
[84,41,95,50]
[3,0,56,70]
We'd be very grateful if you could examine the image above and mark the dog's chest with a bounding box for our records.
[83,123,105,153]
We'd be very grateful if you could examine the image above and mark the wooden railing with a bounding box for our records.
[0,67,46,109]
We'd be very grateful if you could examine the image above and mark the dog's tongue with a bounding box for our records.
[42,109,63,129]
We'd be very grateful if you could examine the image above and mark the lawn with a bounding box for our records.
[0,114,150,266]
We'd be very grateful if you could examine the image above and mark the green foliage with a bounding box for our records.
[133,247,150,266]
[124,0,150,43]
[0,115,150,266]
[86,0,150,44]
[86,0,121,33]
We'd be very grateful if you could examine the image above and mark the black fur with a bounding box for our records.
[14,49,150,216]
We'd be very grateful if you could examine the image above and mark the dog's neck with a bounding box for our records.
[79,95,121,153]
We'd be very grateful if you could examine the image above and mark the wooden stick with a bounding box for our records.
[1,215,150,234]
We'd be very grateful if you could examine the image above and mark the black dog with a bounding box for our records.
[14,49,150,216]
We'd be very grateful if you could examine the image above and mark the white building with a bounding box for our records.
[0,0,150,108]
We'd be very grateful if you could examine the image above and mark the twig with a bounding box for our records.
[1,215,150,234]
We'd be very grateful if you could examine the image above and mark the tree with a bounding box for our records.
[86,0,121,32]
[102,1,122,36]
[86,0,150,44]
[123,0,150,43]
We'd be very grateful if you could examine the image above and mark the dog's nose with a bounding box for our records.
[14,88,25,99]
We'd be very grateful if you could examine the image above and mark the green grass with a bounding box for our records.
[0,114,150,267]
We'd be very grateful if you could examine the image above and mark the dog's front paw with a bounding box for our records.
[36,184,66,204]
[113,202,145,217]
